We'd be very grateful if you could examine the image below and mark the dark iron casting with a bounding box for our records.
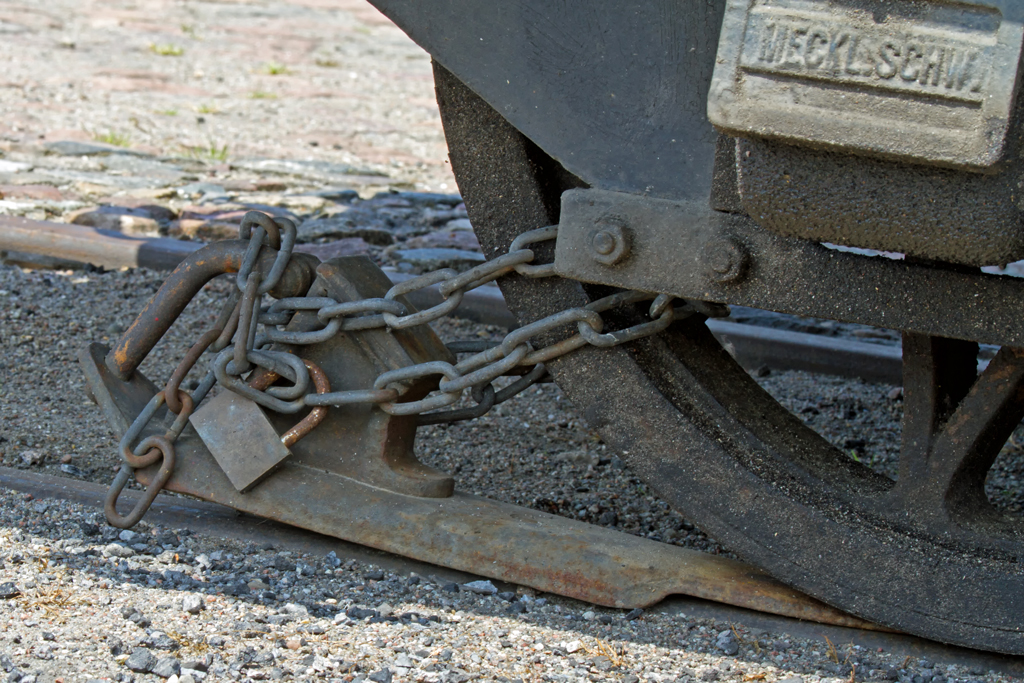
[371,0,1024,266]
[367,0,728,202]
[709,0,1024,170]
[709,2,1024,265]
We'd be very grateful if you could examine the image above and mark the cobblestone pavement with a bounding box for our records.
[0,1,1020,683]
[0,0,455,192]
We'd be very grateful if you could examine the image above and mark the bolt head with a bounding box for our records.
[588,221,630,266]
[703,238,749,284]
[592,230,617,255]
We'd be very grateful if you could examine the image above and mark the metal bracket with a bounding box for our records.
[553,189,1024,348]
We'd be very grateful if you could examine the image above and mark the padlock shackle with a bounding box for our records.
[106,239,318,381]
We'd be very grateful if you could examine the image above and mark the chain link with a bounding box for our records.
[229,222,687,421]
[108,210,704,526]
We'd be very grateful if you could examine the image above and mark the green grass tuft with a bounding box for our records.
[261,61,289,75]
[180,142,229,162]
[93,131,131,147]
[149,43,184,57]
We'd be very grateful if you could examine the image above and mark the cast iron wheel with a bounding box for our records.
[433,62,1024,654]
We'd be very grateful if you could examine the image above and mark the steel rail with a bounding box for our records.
[1,217,904,383]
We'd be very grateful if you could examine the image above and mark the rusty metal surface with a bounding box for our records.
[106,239,318,380]
[266,256,456,498]
[15,466,1024,675]
[0,214,203,270]
[79,340,884,629]
[192,359,331,492]
[553,188,1024,347]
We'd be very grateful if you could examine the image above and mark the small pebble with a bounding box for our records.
[125,649,157,674]
[462,580,497,595]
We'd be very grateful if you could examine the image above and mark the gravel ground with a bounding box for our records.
[0,0,1022,682]
[0,487,1007,683]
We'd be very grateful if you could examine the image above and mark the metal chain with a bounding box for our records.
[226,223,690,423]
[108,210,699,526]
[106,212,299,527]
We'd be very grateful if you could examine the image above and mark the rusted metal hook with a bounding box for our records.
[105,239,318,381]
[248,358,332,447]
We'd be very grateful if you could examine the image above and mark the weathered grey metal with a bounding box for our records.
[731,135,1024,267]
[191,393,295,493]
[366,0,728,201]
[707,2,1024,267]
[708,0,1024,170]
[553,188,1024,347]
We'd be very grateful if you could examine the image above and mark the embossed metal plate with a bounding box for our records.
[708,0,1024,169]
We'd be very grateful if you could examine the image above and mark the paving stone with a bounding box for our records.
[404,228,479,251]
[167,219,239,241]
[297,216,393,245]
[0,160,32,173]
[0,184,62,200]
[293,238,370,261]
[233,158,384,182]
[392,247,485,272]
[43,140,150,157]
[67,206,163,236]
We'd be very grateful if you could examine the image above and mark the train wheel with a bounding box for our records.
[433,62,1024,654]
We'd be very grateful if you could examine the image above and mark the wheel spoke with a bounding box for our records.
[895,344,1024,521]
[898,333,978,483]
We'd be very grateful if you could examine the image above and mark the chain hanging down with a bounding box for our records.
[108,210,705,526]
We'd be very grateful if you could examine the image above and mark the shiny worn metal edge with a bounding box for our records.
[79,341,887,631]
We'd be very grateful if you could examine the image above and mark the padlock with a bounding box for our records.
[190,359,330,492]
